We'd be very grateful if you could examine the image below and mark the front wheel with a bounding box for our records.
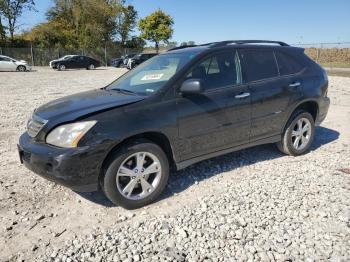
[277,110,315,156]
[103,139,169,209]
[58,64,66,71]
[17,65,26,72]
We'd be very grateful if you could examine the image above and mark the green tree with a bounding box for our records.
[29,0,123,49]
[0,0,36,42]
[138,9,174,53]
[116,4,137,47]
[0,13,6,41]
[125,36,145,49]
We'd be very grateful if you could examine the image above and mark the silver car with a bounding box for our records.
[0,55,31,72]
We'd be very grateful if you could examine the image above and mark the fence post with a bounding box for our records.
[0,46,2,55]
[104,45,107,67]
[30,43,35,66]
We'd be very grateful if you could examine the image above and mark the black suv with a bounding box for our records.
[19,40,330,209]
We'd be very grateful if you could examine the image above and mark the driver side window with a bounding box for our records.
[186,51,241,91]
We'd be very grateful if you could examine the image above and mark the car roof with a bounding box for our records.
[166,40,303,55]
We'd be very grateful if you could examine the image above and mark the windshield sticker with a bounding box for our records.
[141,73,164,81]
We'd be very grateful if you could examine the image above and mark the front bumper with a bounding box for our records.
[18,133,106,192]
[316,97,330,126]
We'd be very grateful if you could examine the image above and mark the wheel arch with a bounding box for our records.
[99,131,175,188]
[282,100,319,132]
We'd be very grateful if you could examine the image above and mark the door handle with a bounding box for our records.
[289,82,301,87]
[235,92,250,99]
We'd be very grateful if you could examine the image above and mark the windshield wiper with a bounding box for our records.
[111,88,137,95]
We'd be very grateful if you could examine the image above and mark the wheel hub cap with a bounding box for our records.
[291,118,312,150]
[116,152,162,200]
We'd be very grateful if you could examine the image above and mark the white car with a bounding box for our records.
[0,55,31,72]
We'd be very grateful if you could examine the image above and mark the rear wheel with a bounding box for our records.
[87,64,95,70]
[17,65,26,72]
[103,139,169,209]
[277,110,315,156]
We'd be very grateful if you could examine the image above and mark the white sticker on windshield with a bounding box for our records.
[141,73,164,81]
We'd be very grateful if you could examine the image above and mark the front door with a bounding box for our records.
[0,56,16,71]
[177,50,251,160]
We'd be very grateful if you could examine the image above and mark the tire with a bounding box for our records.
[17,65,26,72]
[103,139,169,209]
[276,110,315,156]
[87,64,95,70]
[58,64,66,71]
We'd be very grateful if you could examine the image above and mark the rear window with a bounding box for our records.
[275,51,304,75]
[239,50,279,82]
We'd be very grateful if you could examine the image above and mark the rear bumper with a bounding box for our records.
[316,97,330,126]
[18,133,106,192]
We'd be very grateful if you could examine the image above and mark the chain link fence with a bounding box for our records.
[0,46,142,66]
[1,42,350,68]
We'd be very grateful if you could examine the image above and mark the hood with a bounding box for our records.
[50,59,61,64]
[35,89,145,123]
[15,60,27,65]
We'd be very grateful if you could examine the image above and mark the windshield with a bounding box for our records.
[106,51,200,95]
[62,55,73,60]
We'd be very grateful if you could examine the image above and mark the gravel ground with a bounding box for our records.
[0,68,349,261]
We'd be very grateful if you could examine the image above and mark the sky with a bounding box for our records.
[18,0,350,45]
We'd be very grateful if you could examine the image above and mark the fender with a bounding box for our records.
[280,98,319,133]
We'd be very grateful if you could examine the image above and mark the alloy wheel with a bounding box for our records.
[291,117,312,150]
[116,152,162,200]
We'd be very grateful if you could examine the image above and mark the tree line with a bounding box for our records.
[0,0,191,53]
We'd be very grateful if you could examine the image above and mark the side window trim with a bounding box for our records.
[273,51,280,76]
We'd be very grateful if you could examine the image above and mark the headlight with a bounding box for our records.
[46,121,97,148]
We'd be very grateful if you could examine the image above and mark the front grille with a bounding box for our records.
[27,114,48,138]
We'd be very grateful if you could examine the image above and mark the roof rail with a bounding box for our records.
[167,45,197,52]
[209,40,290,47]
[167,40,290,52]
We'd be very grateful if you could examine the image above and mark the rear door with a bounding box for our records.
[239,49,302,141]
[177,50,251,160]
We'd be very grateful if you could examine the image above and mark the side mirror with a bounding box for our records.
[180,79,203,95]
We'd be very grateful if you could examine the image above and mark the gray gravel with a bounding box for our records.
[0,68,350,261]
[38,160,350,261]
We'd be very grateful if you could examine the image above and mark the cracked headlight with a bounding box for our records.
[46,121,97,148]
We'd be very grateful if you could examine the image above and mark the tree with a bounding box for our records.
[125,36,145,49]
[0,0,36,42]
[116,4,137,47]
[29,0,123,49]
[138,9,174,53]
[0,13,6,41]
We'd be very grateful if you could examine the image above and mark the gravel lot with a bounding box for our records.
[0,68,349,261]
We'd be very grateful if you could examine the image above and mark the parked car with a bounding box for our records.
[19,40,330,209]
[111,57,124,68]
[50,55,101,71]
[127,53,157,69]
[0,55,31,72]
[49,55,76,69]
